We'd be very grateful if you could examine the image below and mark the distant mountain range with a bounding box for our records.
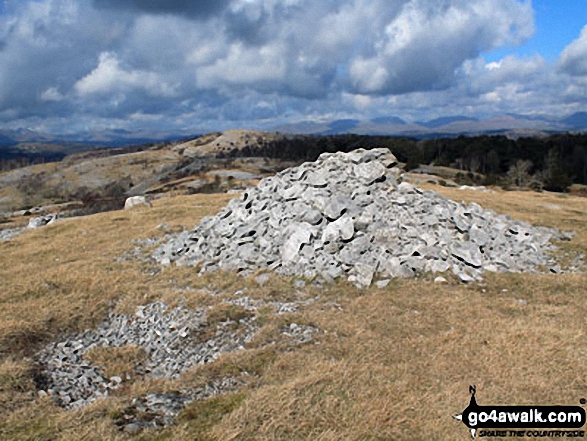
[1,112,587,159]
[0,128,191,149]
[271,112,587,138]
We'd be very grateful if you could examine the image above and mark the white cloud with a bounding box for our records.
[40,87,65,102]
[558,25,587,76]
[74,52,178,97]
[1,0,587,133]
[485,61,502,71]
[196,42,287,89]
[348,0,535,94]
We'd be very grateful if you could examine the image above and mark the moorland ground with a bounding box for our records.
[0,184,586,440]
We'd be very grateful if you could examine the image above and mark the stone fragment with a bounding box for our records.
[322,215,354,242]
[293,279,306,289]
[27,214,57,229]
[353,161,386,185]
[323,196,350,221]
[451,243,483,269]
[469,225,491,247]
[302,209,323,225]
[430,260,451,273]
[375,279,390,289]
[352,262,377,287]
[281,223,314,263]
[305,170,329,187]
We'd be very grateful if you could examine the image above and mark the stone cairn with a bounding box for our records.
[156,148,567,285]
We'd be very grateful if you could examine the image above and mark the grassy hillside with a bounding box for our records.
[0,132,292,217]
[1,184,585,440]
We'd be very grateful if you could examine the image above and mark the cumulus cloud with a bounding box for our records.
[0,0,586,133]
[40,87,65,102]
[558,25,587,76]
[92,0,232,19]
[349,0,535,94]
[75,52,178,97]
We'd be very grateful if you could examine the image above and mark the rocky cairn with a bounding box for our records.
[156,148,567,285]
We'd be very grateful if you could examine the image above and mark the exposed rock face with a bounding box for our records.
[155,148,570,285]
[27,214,58,229]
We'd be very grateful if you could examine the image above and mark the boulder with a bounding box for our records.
[124,196,152,210]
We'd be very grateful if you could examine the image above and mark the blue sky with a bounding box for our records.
[0,0,586,134]
[486,0,587,62]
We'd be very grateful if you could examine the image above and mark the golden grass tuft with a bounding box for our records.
[84,345,148,381]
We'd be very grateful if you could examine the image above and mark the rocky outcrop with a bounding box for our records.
[27,214,58,229]
[156,148,570,285]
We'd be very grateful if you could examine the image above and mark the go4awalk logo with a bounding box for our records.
[453,386,586,439]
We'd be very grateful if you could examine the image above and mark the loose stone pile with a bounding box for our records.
[37,302,258,409]
[156,148,570,285]
[36,296,321,416]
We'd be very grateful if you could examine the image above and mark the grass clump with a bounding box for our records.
[177,393,247,438]
[84,345,148,382]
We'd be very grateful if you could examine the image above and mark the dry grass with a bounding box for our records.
[0,192,235,357]
[85,345,148,381]
[0,185,586,440]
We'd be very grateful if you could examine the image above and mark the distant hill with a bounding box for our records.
[369,116,407,125]
[561,112,587,129]
[418,116,478,128]
[323,119,361,134]
[0,132,17,148]
[272,112,585,137]
[2,110,587,164]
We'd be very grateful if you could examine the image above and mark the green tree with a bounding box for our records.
[541,148,572,192]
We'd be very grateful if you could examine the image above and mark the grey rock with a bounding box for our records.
[322,215,354,242]
[323,196,350,221]
[451,243,483,269]
[124,196,151,210]
[36,302,259,410]
[352,262,377,287]
[302,209,323,225]
[375,279,390,289]
[0,226,24,241]
[27,214,57,229]
[353,161,387,185]
[281,223,314,263]
[293,279,306,289]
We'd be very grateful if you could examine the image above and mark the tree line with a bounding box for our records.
[221,133,587,192]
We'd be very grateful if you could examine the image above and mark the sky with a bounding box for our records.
[0,0,586,135]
